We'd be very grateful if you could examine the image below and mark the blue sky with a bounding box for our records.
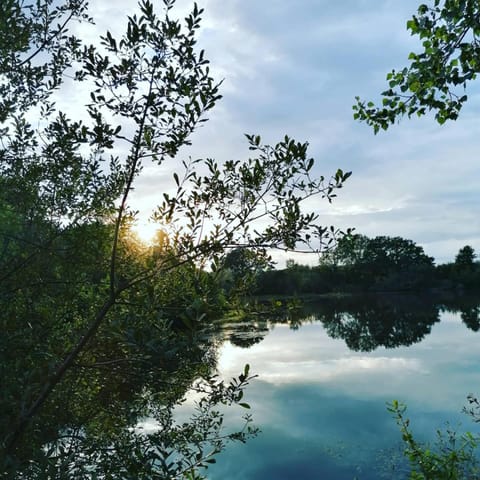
[86,0,480,265]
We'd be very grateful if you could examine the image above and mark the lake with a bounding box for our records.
[5,293,480,478]
[205,294,480,479]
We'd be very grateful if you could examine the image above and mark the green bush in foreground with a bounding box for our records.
[389,400,480,480]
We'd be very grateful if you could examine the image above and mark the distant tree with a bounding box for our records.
[328,234,434,290]
[333,234,433,270]
[363,236,434,269]
[222,248,270,277]
[329,233,370,266]
[219,247,271,299]
[286,258,297,269]
[455,245,477,269]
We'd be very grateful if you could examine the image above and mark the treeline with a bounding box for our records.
[251,235,480,295]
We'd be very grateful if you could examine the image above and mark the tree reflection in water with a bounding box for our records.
[440,296,480,332]
[2,319,258,478]
[248,294,480,352]
[317,295,440,352]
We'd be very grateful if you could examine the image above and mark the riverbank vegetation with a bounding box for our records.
[251,235,479,297]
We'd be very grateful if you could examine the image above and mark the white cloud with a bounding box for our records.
[218,323,427,386]
[66,0,479,263]
[248,355,424,384]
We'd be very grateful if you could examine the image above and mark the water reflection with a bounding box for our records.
[227,316,270,348]
[209,294,480,480]
[4,294,480,478]
[441,296,480,332]
[233,294,480,352]
[2,319,256,478]
[315,295,440,352]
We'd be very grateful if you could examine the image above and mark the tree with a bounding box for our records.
[330,233,370,267]
[328,234,434,290]
[354,0,480,132]
[361,235,434,270]
[0,0,351,475]
[455,245,477,268]
[218,247,271,300]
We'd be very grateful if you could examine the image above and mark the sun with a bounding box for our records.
[133,221,161,246]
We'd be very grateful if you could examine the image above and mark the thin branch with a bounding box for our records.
[109,71,156,296]
[19,7,78,67]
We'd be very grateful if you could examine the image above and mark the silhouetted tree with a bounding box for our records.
[455,246,476,270]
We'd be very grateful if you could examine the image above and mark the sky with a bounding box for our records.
[83,0,479,266]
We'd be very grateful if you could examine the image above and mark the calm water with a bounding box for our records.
[206,295,480,480]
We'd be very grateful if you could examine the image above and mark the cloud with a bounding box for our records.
[64,0,479,263]
[247,355,424,384]
[219,324,427,393]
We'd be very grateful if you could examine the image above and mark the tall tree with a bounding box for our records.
[455,245,477,268]
[329,234,434,290]
[333,234,433,270]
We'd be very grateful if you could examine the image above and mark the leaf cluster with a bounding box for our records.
[354,0,480,131]
[388,400,480,479]
[155,134,351,259]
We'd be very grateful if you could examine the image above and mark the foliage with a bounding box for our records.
[153,135,351,256]
[388,400,480,479]
[255,233,439,295]
[333,234,435,290]
[4,358,259,479]
[256,263,331,295]
[326,233,370,267]
[217,247,272,301]
[0,0,352,476]
[437,250,480,291]
[333,234,434,269]
[455,245,477,269]
[354,0,480,131]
